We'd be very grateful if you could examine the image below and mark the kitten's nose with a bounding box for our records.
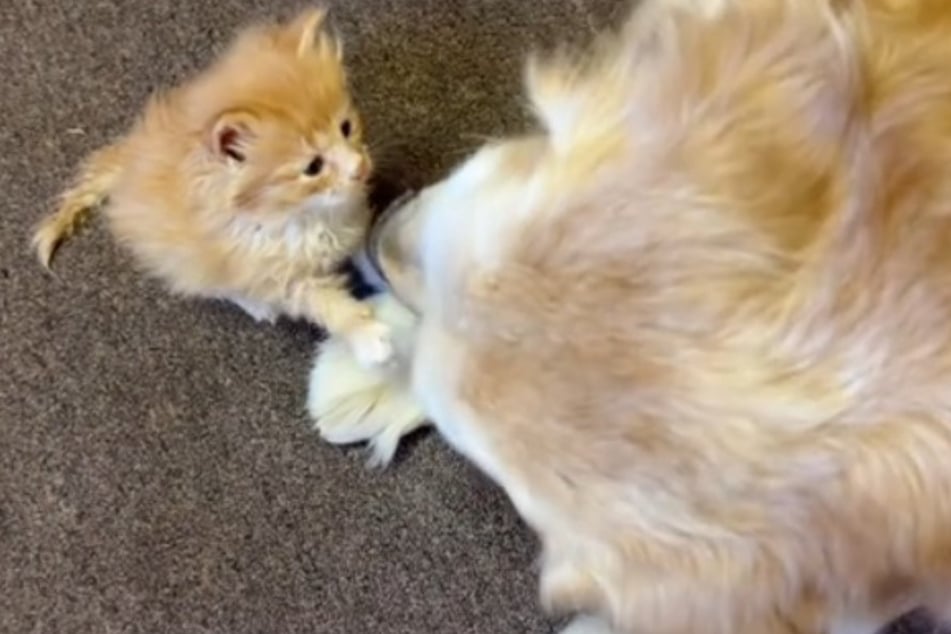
[330,146,371,183]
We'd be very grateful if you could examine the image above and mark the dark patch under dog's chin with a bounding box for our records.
[336,257,378,300]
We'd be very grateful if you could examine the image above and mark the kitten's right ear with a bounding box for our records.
[291,7,329,57]
[209,111,256,163]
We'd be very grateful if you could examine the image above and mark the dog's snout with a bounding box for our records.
[367,190,424,312]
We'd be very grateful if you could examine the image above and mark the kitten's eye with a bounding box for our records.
[304,156,324,176]
[340,119,352,138]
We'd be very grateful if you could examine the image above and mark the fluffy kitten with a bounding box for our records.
[32,8,391,366]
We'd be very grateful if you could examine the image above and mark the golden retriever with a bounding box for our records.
[309,1,951,631]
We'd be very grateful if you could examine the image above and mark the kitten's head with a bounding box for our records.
[198,9,370,222]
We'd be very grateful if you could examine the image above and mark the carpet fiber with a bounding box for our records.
[0,1,939,632]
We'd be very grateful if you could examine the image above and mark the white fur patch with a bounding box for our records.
[415,143,546,303]
[558,615,620,634]
[225,195,365,272]
[306,292,427,466]
[228,295,278,323]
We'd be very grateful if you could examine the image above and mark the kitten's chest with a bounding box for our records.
[237,217,363,275]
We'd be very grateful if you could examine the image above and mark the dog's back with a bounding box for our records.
[404,2,951,632]
[310,2,951,631]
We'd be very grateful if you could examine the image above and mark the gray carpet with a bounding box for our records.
[0,1,937,632]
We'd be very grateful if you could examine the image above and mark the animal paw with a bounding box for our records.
[347,319,394,368]
[307,335,426,467]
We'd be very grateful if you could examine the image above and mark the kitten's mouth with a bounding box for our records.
[366,190,422,312]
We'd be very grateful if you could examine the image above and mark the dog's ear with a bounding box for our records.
[525,53,579,152]
[524,50,626,156]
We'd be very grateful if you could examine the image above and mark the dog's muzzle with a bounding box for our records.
[366,190,423,312]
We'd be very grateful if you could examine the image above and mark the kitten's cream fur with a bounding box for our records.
[311,0,951,632]
[33,9,391,365]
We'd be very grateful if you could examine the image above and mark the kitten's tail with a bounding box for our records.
[32,141,126,268]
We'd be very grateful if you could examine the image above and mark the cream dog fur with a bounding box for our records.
[309,1,951,632]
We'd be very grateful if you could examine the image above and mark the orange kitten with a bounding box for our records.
[32,8,391,366]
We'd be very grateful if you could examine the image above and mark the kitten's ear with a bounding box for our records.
[209,111,257,163]
[323,29,344,62]
[290,7,343,60]
[291,8,333,57]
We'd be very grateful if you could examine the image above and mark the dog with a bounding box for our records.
[309,1,951,631]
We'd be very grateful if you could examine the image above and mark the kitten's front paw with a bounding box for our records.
[347,320,394,368]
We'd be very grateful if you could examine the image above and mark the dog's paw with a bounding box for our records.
[307,337,425,466]
[347,319,394,368]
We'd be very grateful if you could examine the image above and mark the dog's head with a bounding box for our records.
[369,34,640,321]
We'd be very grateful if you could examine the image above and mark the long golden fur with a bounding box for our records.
[310,0,951,631]
[33,9,392,366]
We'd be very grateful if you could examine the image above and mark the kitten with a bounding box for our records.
[32,8,391,366]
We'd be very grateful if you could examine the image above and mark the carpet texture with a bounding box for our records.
[0,1,939,632]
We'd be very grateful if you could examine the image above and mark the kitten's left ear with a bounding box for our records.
[209,110,257,164]
[291,7,343,60]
